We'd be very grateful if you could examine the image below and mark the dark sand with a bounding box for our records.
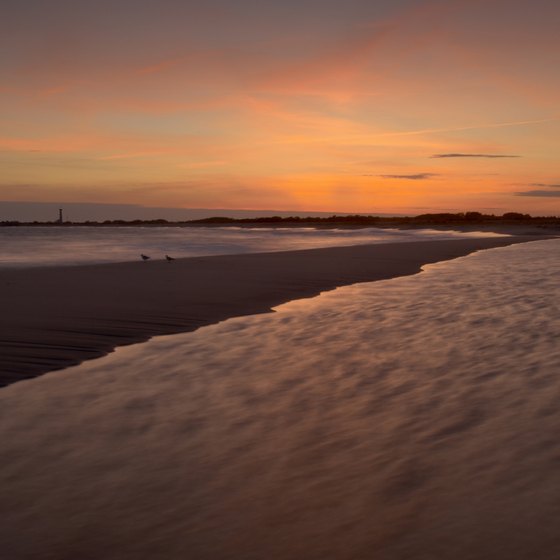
[0,235,550,387]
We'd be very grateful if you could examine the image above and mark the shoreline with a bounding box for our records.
[0,235,553,387]
[2,221,559,235]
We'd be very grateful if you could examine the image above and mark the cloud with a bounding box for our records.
[136,58,182,76]
[431,153,520,159]
[373,173,438,180]
[382,118,560,139]
[515,190,560,197]
[529,183,560,188]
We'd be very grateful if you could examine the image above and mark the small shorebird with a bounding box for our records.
[141,254,151,261]
[165,255,175,261]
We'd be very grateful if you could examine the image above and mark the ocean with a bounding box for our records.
[0,225,506,268]
[1,238,559,558]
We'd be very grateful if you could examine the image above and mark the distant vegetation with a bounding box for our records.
[183,212,559,226]
[1,212,559,227]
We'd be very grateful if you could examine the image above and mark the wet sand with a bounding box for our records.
[0,235,550,387]
[1,238,559,560]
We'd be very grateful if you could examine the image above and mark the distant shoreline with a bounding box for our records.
[2,220,558,239]
[1,211,560,232]
[0,235,554,388]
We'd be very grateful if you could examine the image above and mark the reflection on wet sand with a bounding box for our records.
[1,239,559,559]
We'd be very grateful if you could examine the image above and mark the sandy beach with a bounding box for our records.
[1,237,559,560]
[5,1,560,556]
[0,234,550,387]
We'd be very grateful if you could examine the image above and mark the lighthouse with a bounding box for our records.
[58,208,63,224]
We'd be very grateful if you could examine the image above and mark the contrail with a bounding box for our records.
[381,117,559,138]
[275,116,559,146]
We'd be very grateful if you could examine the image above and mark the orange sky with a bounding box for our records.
[1,0,559,215]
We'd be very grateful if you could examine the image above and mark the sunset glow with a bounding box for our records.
[2,0,559,215]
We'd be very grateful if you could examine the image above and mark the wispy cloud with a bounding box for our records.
[382,117,559,138]
[515,190,560,197]
[374,173,438,180]
[97,151,168,161]
[431,153,520,159]
[136,58,183,76]
[529,183,560,188]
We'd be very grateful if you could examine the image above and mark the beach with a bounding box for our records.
[0,234,549,387]
[5,0,560,556]
[1,236,559,559]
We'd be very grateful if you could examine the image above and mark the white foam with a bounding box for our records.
[0,225,508,268]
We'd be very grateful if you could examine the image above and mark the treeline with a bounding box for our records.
[1,212,559,227]
[186,212,558,225]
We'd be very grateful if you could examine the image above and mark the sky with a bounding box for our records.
[1,0,559,218]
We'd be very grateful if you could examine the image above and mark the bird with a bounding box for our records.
[141,254,151,261]
[165,255,175,261]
